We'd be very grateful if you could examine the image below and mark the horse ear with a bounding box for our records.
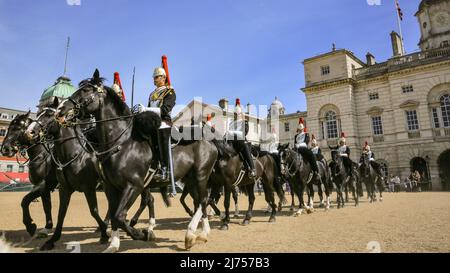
[52,97,60,109]
[25,110,31,118]
[92,69,101,85]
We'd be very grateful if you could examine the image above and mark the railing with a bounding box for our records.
[354,46,450,79]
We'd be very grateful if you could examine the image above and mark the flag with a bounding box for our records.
[395,0,403,21]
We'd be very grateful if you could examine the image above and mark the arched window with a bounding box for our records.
[440,94,450,128]
[325,111,338,139]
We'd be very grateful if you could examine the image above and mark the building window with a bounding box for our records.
[284,122,290,132]
[402,85,414,93]
[0,129,6,137]
[432,108,440,128]
[6,165,13,172]
[369,92,379,101]
[321,65,330,76]
[440,94,450,128]
[371,116,384,136]
[18,166,25,173]
[1,113,8,120]
[406,110,420,131]
[325,111,338,139]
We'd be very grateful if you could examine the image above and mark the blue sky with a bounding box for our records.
[0,0,422,116]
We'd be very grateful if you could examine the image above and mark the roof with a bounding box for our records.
[40,76,77,102]
[417,0,447,14]
[303,49,366,67]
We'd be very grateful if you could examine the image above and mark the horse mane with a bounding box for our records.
[79,77,131,115]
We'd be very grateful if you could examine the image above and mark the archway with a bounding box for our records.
[437,150,450,191]
[410,157,430,191]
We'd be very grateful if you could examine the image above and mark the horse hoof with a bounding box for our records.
[100,236,109,244]
[40,241,55,251]
[306,208,314,214]
[242,219,250,226]
[197,233,208,243]
[147,230,156,241]
[141,229,150,241]
[269,217,276,223]
[102,246,119,253]
[185,233,197,250]
[130,219,138,228]
[219,224,229,231]
[26,223,37,237]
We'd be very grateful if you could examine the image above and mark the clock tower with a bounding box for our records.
[416,0,450,51]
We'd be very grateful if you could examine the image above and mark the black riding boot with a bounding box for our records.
[240,141,256,178]
[157,128,171,182]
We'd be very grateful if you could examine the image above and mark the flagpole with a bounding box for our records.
[63,37,70,76]
[131,66,135,107]
[394,0,405,54]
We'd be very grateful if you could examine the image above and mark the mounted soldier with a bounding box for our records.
[338,132,353,177]
[225,98,256,178]
[310,134,324,162]
[260,128,281,177]
[294,118,319,180]
[137,56,176,182]
[112,72,126,102]
[360,141,383,177]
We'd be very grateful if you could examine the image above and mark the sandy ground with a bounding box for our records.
[0,191,449,253]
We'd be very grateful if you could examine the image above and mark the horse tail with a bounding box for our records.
[159,186,171,207]
[238,185,249,196]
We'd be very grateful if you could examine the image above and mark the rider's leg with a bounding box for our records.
[237,140,256,178]
[157,126,172,182]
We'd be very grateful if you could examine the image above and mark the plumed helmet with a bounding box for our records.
[297,117,305,130]
[235,98,243,115]
[153,67,166,78]
[206,114,213,127]
[340,132,346,144]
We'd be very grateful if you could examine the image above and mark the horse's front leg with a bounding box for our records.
[40,186,73,251]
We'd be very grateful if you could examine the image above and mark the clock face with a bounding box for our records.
[434,12,449,27]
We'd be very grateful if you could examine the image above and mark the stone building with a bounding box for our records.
[301,0,450,190]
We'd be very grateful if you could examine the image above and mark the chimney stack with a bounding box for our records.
[391,31,405,57]
[366,52,376,66]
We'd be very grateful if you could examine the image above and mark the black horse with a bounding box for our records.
[209,140,278,231]
[313,159,333,210]
[278,144,315,216]
[56,70,218,251]
[359,153,379,203]
[329,148,359,208]
[1,111,58,237]
[26,103,109,250]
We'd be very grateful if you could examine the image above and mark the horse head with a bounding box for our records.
[26,98,60,142]
[56,69,113,124]
[1,110,33,157]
